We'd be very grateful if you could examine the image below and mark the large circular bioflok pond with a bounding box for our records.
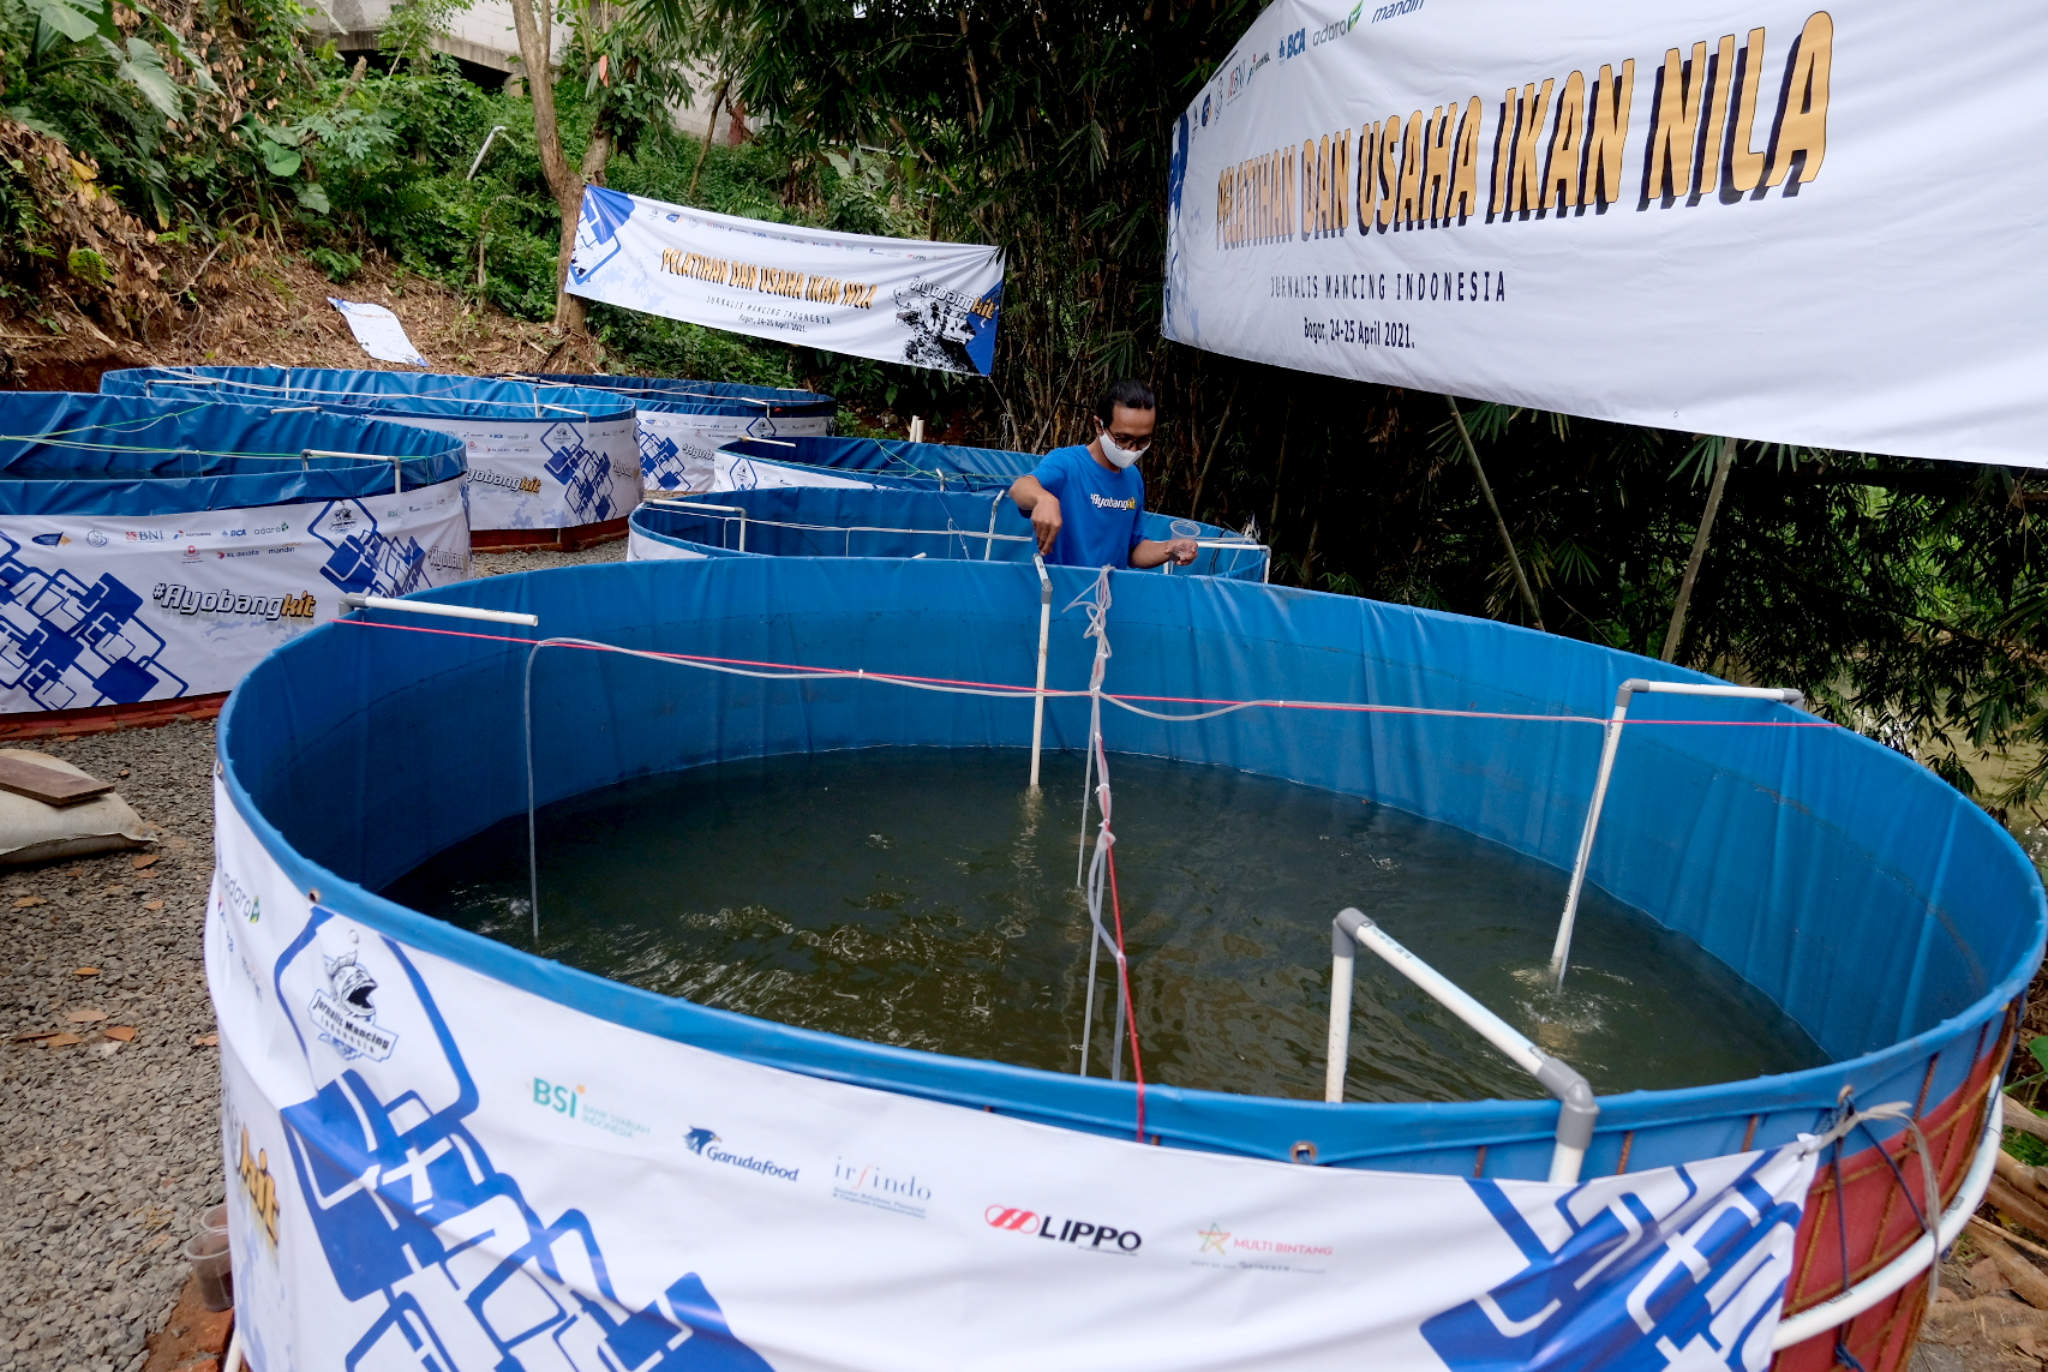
[207,555,2044,1372]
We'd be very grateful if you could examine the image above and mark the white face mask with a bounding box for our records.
[1098,431,1144,469]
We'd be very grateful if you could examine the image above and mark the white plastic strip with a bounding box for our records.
[339,594,539,628]
[1769,1092,2003,1349]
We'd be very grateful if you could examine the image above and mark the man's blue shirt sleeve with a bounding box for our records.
[1031,450,1069,497]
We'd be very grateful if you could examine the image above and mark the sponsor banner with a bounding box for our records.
[0,482,465,713]
[211,783,1817,1372]
[569,186,1006,376]
[637,407,834,494]
[1165,2,2048,468]
[384,411,640,532]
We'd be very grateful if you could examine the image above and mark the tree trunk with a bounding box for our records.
[508,0,591,332]
[687,76,730,200]
[1660,437,1736,663]
[1445,396,1545,632]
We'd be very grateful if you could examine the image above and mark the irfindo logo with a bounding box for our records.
[984,1205,1142,1255]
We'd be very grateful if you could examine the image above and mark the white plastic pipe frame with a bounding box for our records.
[337,594,540,628]
[645,497,749,553]
[302,448,408,495]
[1768,1088,2004,1349]
[1029,554,1052,789]
[1549,678,1804,987]
[1326,908,1598,1185]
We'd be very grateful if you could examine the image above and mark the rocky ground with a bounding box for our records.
[0,541,620,1372]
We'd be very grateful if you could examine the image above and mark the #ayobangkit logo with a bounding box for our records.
[308,949,399,1062]
[831,1158,931,1220]
[684,1126,800,1183]
[528,1076,651,1141]
[984,1205,1143,1255]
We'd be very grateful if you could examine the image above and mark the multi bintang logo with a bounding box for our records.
[984,1205,1143,1255]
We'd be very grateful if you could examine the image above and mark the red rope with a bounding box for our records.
[1103,822,1146,1141]
[329,617,1838,731]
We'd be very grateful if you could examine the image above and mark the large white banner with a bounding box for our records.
[569,187,1006,376]
[388,411,639,533]
[1164,2,2048,468]
[210,783,1818,1371]
[0,482,465,713]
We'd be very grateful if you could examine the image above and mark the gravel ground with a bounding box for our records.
[0,541,620,1372]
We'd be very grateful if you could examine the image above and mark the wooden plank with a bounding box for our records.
[0,756,114,806]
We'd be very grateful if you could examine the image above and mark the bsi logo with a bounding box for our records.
[984,1205,1142,1255]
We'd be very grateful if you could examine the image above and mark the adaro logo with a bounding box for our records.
[984,1205,1142,1254]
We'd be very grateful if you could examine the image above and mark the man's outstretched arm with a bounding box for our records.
[1010,475,1063,555]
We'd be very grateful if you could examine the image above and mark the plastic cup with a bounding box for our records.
[183,1229,233,1312]
[201,1203,229,1235]
[1169,519,1202,540]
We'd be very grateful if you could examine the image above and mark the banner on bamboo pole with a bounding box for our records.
[568,187,1006,376]
[1163,2,2048,469]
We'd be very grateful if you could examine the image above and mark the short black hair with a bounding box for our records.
[1095,379,1157,426]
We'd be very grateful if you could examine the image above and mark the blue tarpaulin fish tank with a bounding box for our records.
[209,556,2043,1370]
[509,373,836,494]
[628,486,1271,581]
[0,390,467,727]
[99,367,639,547]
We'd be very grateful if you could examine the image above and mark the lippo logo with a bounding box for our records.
[984,1206,1142,1255]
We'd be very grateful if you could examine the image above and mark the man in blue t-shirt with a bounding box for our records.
[1006,380,1199,570]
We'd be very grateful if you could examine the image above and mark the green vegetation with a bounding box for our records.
[2,0,2045,816]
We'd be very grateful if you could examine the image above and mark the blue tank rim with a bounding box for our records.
[214,560,2048,1175]
[99,367,636,425]
[0,390,468,516]
[629,490,1260,568]
[512,373,835,418]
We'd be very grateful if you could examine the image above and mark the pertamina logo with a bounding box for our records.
[984,1205,1142,1255]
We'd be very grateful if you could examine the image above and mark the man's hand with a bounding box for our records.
[1030,493,1063,555]
[1166,537,1198,565]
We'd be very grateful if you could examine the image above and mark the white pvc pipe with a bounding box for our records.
[1353,918,1545,1076]
[339,594,539,627]
[1769,1092,2001,1349]
[1549,695,1630,986]
[1550,678,1803,986]
[1029,556,1051,789]
[1324,938,1355,1103]
[1331,910,1597,1184]
[221,1325,245,1372]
